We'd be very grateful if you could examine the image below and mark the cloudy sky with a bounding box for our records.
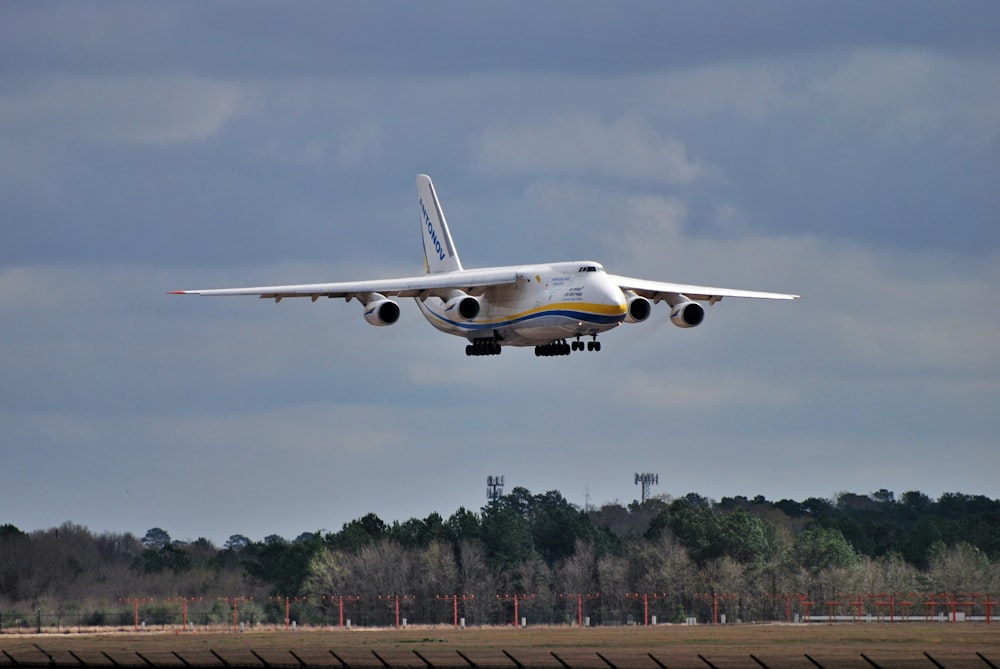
[2,1,998,545]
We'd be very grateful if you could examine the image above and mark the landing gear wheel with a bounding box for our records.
[468,339,502,356]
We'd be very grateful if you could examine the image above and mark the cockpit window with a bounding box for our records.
[578,265,603,273]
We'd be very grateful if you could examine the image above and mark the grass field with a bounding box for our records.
[2,624,999,669]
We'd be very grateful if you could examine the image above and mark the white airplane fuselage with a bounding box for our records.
[415,261,627,347]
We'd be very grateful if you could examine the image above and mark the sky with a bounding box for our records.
[2,1,998,546]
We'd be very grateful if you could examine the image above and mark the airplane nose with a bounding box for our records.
[593,275,627,320]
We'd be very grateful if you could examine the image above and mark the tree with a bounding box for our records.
[480,500,535,569]
[455,540,493,624]
[328,513,388,552]
[927,542,991,593]
[303,547,351,599]
[872,489,895,504]
[667,499,718,564]
[555,540,597,596]
[793,527,858,573]
[141,528,171,551]
[529,490,590,566]
[716,508,779,566]
[224,534,251,551]
[447,507,481,543]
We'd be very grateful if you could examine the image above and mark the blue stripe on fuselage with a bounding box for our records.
[422,304,625,332]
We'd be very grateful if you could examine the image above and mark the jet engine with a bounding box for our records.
[624,293,652,323]
[442,294,481,321]
[363,299,401,326]
[669,300,705,328]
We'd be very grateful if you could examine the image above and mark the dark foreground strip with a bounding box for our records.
[924,651,946,669]
[804,654,826,668]
[454,650,476,668]
[31,647,52,666]
[646,652,668,669]
[501,650,523,669]
[595,652,617,669]
[1,649,996,668]
[861,653,883,669]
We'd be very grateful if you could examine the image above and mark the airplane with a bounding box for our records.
[171,175,799,357]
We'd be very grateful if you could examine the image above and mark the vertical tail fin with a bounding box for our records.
[417,174,463,274]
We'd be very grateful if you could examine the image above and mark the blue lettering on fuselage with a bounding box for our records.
[419,198,446,261]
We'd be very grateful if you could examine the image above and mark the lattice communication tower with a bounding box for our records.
[487,474,505,501]
[634,472,659,503]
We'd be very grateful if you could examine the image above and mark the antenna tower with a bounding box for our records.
[487,475,505,501]
[634,472,659,503]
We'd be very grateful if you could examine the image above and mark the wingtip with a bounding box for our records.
[168,290,187,295]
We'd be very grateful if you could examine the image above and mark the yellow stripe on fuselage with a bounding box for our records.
[473,300,627,326]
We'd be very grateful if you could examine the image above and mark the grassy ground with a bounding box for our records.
[2,623,999,668]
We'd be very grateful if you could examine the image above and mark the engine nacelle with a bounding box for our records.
[624,293,652,323]
[670,300,705,328]
[442,295,481,321]
[363,299,401,326]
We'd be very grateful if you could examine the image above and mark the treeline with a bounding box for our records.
[2,489,998,626]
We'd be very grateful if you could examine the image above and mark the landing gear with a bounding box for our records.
[535,338,602,356]
[466,339,501,356]
[535,340,571,357]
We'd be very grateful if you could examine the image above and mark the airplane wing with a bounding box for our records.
[170,267,519,302]
[608,274,800,305]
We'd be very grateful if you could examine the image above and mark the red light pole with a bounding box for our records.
[896,592,917,622]
[870,592,891,622]
[322,595,360,628]
[695,592,737,624]
[769,593,793,622]
[558,594,600,627]
[436,594,474,627]
[823,596,841,622]
[377,594,414,628]
[923,592,939,621]
[796,593,815,620]
[496,594,535,627]
[219,597,251,632]
[270,596,307,629]
[625,592,667,626]
[119,597,152,631]
[166,597,201,630]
